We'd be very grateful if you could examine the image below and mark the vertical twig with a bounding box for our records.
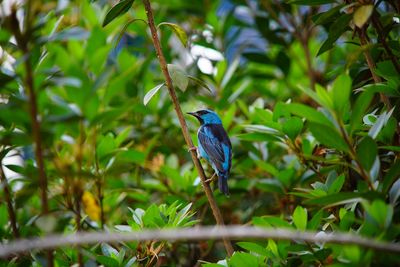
[75,121,84,267]
[8,2,54,265]
[0,162,20,238]
[142,0,234,257]
[357,28,391,108]
[371,13,400,74]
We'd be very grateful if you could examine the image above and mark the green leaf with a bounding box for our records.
[230,252,259,267]
[281,103,333,127]
[167,64,189,92]
[158,22,187,47]
[292,206,307,230]
[96,255,119,267]
[143,83,165,106]
[187,75,213,94]
[363,200,393,228]
[349,91,374,133]
[289,0,335,5]
[356,136,377,171]
[102,0,135,27]
[317,14,352,56]
[304,192,382,206]
[332,74,351,116]
[309,122,349,153]
[328,174,345,194]
[283,117,303,141]
[353,5,374,28]
[237,242,269,256]
[308,210,324,230]
[381,160,400,194]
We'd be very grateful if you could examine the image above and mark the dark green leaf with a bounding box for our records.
[356,136,377,171]
[187,75,213,94]
[103,0,135,27]
[289,0,335,5]
[317,14,352,56]
[381,160,400,194]
[309,122,349,152]
[350,91,374,133]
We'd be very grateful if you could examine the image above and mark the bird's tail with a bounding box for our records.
[218,173,229,196]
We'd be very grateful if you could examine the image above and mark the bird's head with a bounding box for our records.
[187,109,222,125]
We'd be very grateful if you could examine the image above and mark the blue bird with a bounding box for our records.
[187,109,232,195]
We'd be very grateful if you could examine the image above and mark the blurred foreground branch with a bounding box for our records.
[1,226,399,258]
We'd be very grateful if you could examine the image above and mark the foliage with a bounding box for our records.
[0,0,399,266]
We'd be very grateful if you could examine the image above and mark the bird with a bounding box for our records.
[187,109,232,196]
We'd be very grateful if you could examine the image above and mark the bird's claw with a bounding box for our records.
[188,146,201,159]
[205,173,217,184]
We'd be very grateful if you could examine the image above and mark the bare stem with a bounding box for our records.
[0,162,19,238]
[142,0,234,256]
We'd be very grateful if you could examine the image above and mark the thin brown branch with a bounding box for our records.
[0,162,19,238]
[357,28,391,108]
[75,121,84,267]
[8,3,53,265]
[371,13,400,74]
[142,0,234,256]
[1,226,400,258]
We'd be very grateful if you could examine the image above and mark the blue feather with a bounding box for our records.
[188,110,232,195]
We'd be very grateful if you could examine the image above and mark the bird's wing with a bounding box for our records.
[198,125,230,173]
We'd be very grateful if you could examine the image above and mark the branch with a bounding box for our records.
[357,28,391,108]
[8,3,54,266]
[0,161,19,238]
[142,0,234,256]
[371,12,400,74]
[1,226,399,258]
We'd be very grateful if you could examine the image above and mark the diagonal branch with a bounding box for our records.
[142,0,234,256]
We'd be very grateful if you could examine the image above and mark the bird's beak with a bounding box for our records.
[187,112,198,118]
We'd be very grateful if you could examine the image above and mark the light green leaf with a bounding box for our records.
[283,117,303,141]
[167,64,189,92]
[292,206,307,230]
[332,74,351,116]
[158,22,187,47]
[230,252,259,267]
[143,83,165,106]
[280,103,333,127]
[353,5,374,28]
[237,242,269,256]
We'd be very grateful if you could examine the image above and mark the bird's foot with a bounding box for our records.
[188,146,201,159]
[205,173,217,184]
